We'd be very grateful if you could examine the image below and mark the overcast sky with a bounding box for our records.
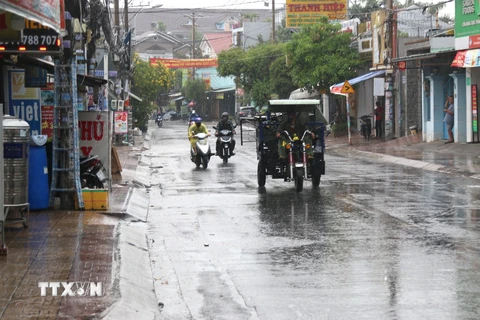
[130,0,454,18]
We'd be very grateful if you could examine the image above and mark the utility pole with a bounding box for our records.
[185,12,201,79]
[384,0,394,140]
[271,0,276,43]
[114,0,120,28]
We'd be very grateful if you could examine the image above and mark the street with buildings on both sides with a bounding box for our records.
[2,120,480,319]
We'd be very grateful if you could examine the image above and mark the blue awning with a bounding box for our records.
[330,70,386,94]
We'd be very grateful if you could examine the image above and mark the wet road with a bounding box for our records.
[144,121,480,320]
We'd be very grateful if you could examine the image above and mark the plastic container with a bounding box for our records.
[28,135,49,210]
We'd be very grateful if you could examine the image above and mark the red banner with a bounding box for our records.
[150,58,218,68]
[451,51,467,68]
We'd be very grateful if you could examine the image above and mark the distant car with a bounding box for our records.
[237,107,257,120]
[163,110,180,120]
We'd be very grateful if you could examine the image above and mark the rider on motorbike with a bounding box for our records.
[215,112,236,155]
[190,110,199,121]
[276,111,315,160]
[188,117,209,154]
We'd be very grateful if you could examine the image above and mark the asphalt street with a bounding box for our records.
[136,120,480,320]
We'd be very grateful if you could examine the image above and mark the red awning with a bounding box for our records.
[451,51,467,68]
[0,0,65,35]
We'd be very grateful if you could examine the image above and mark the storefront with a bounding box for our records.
[452,0,480,143]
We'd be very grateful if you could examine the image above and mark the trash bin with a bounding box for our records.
[28,135,49,210]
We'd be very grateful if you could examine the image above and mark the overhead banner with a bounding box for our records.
[8,69,41,135]
[286,0,348,28]
[150,58,218,68]
[0,0,65,35]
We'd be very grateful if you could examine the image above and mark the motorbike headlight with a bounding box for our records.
[305,144,311,149]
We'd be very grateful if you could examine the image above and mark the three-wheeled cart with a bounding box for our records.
[255,99,326,191]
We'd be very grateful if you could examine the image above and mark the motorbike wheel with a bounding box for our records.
[195,156,201,168]
[257,161,266,187]
[202,156,208,169]
[294,167,304,192]
[223,157,228,164]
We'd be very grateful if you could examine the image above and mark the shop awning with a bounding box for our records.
[17,56,108,87]
[170,96,184,101]
[330,70,386,94]
[128,92,142,102]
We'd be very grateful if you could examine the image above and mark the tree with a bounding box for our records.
[132,55,174,129]
[218,43,289,107]
[286,17,363,93]
[156,21,167,32]
[276,18,294,43]
[181,78,207,109]
[270,56,296,99]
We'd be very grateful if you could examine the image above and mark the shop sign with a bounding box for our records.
[0,19,61,53]
[40,83,54,141]
[0,0,65,35]
[8,69,41,135]
[78,111,109,168]
[114,111,128,134]
[25,66,47,87]
[286,0,347,28]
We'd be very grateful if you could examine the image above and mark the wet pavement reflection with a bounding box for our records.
[148,122,480,319]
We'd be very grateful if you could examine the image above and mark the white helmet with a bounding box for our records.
[192,110,196,114]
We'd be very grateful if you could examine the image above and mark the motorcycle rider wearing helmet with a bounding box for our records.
[276,111,315,160]
[190,110,199,121]
[188,117,209,154]
[215,112,236,155]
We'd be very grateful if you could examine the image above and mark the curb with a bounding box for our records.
[101,222,160,320]
[329,148,480,181]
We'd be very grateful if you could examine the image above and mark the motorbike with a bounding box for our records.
[359,114,372,140]
[80,155,108,188]
[156,114,163,127]
[190,132,212,169]
[213,125,236,163]
[279,130,313,192]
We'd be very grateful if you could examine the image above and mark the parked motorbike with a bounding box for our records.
[279,130,313,192]
[156,115,163,127]
[213,125,236,163]
[190,132,212,169]
[359,114,372,140]
[80,155,108,188]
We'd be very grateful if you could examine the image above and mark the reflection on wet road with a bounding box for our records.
[146,121,480,319]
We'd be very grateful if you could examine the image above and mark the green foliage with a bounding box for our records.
[181,78,207,107]
[132,55,174,128]
[286,17,363,93]
[156,21,167,32]
[217,43,289,106]
[276,18,293,43]
[132,55,174,105]
[133,102,155,132]
[269,56,296,99]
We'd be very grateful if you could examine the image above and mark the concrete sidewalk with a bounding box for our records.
[0,132,157,319]
[326,132,480,179]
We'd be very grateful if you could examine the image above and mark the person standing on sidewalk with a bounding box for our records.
[444,95,454,144]
[374,101,383,139]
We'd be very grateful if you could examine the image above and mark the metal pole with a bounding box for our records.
[346,94,351,145]
[272,0,276,43]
